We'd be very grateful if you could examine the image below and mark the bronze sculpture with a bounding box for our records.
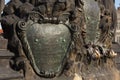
[0,0,119,80]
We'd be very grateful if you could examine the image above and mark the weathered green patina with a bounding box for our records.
[24,23,71,77]
[84,0,100,43]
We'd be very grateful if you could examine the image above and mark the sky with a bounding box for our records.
[115,0,120,8]
[5,0,9,4]
[0,0,120,29]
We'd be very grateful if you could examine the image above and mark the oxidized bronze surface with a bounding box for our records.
[21,22,71,77]
[84,0,100,43]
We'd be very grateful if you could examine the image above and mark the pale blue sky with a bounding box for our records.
[0,0,120,29]
[115,0,120,8]
[5,0,8,4]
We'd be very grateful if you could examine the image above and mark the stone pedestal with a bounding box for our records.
[0,36,24,80]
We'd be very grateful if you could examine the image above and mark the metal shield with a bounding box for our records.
[25,23,71,77]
